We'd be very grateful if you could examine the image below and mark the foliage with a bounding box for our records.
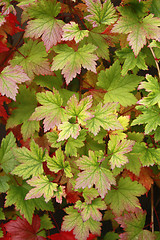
[0,0,160,239]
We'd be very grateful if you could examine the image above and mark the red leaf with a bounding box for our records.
[0,223,11,240]
[0,41,9,53]
[0,94,11,119]
[5,215,45,240]
[48,230,96,240]
[3,13,24,36]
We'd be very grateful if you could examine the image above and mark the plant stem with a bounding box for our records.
[148,42,160,80]
[151,184,154,233]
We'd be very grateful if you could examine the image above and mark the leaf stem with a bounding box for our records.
[151,184,154,233]
[148,41,160,80]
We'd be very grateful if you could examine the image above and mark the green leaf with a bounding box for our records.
[30,89,66,132]
[40,214,53,230]
[105,177,147,216]
[46,148,73,178]
[75,150,116,198]
[112,11,160,56]
[0,175,10,193]
[5,183,54,224]
[0,65,30,100]
[75,198,106,221]
[58,121,81,141]
[116,209,156,239]
[51,44,98,84]
[104,232,120,240]
[66,95,93,125]
[85,0,117,27]
[61,206,101,240]
[108,135,135,169]
[82,187,99,204]
[21,120,40,141]
[11,39,52,79]
[12,140,45,179]
[25,0,64,51]
[47,131,64,149]
[150,0,160,17]
[25,175,61,203]
[0,132,17,174]
[97,61,143,106]
[131,105,160,134]
[0,208,5,220]
[131,142,160,166]
[33,70,63,90]
[86,102,122,135]
[138,74,160,107]
[116,47,148,75]
[6,86,38,134]
[62,22,89,43]
[65,130,86,157]
[125,153,141,176]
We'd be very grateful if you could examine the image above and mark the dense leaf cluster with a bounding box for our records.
[0,0,160,239]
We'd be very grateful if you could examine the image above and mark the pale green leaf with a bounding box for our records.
[21,120,40,141]
[58,122,81,141]
[0,175,10,193]
[82,187,99,204]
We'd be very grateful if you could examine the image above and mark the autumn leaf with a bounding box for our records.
[0,94,11,119]
[5,215,46,240]
[0,65,30,100]
[48,230,97,240]
[51,44,98,85]
[75,150,116,198]
[25,0,64,51]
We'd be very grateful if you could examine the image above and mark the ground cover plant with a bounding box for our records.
[0,0,160,239]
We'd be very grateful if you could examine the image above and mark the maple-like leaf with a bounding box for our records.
[66,95,93,125]
[75,150,116,198]
[25,0,64,52]
[61,206,101,240]
[116,47,148,75]
[131,142,160,166]
[51,44,98,85]
[116,209,156,240]
[46,148,73,178]
[86,102,122,135]
[131,105,160,134]
[0,132,17,174]
[26,175,65,203]
[62,22,89,43]
[97,61,143,106]
[85,0,117,27]
[75,198,106,221]
[30,89,66,132]
[0,65,30,100]
[0,1,16,15]
[5,215,46,240]
[11,140,46,179]
[5,183,54,224]
[138,74,160,107]
[82,187,99,204]
[11,39,52,79]
[108,135,135,169]
[103,232,120,240]
[112,7,160,56]
[105,177,146,216]
[6,86,39,140]
[58,122,81,141]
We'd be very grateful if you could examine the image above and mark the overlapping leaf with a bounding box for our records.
[46,148,73,178]
[97,61,143,106]
[131,105,160,134]
[138,74,160,107]
[75,150,116,198]
[0,175,9,193]
[62,22,89,43]
[11,39,52,79]
[0,65,30,100]
[85,0,117,27]
[105,177,147,216]
[61,206,101,240]
[25,0,64,51]
[51,44,98,85]
[86,102,122,135]
[5,183,54,224]
[25,175,65,203]
[75,198,106,221]
[108,135,135,169]
[112,5,160,56]
[12,140,46,179]
[30,89,66,132]
[116,209,156,239]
